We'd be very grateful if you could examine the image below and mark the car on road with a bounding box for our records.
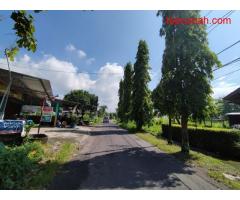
[103,116,109,123]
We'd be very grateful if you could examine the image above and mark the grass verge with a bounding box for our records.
[28,142,76,189]
[117,120,240,189]
[137,132,240,189]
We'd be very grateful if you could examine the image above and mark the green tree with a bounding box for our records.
[122,62,133,122]
[152,79,176,144]
[3,11,39,60]
[158,11,221,153]
[64,90,98,119]
[192,96,218,126]
[117,79,124,121]
[98,105,108,117]
[132,40,153,130]
[216,99,240,117]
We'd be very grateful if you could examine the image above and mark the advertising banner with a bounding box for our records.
[0,120,26,137]
[21,105,54,116]
[41,115,52,123]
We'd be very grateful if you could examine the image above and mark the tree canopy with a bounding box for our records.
[157,11,221,153]
[117,79,124,121]
[64,90,98,116]
[117,62,133,122]
[98,105,108,117]
[4,11,39,60]
[132,40,153,130]
[215,99,240,117]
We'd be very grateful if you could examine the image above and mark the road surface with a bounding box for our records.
[49,123,223,189]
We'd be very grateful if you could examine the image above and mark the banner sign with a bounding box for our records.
[21,105,41,115]
[0,120,26,137]
[41,115,52,123]
[21,105,54,116]
[42,106,53,113]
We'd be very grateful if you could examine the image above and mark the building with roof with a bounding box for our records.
[223,87,240,105]
[0,68,53,119]
[223,87,240,127]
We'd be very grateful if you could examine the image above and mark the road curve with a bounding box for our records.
[49,123,223,190]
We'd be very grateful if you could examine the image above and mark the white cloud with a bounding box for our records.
[0,55,123,112]
[91,63,124,112]
[216,76,226,81]
[212,81,238,99]
[21,54,31,63]
[65,44,91,61]
[65,44,76,52]
[86,58,95,65]
[77,50,87,59]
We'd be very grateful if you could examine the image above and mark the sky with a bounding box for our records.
[0,10,240,112]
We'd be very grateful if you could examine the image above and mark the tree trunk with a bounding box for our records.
[203,118,206,127]
[168,115,173,144]
[181,115,190,153]
[136,120,143,131]
[176,116,181,124]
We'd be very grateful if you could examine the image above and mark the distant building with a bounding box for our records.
[223,88,240,126]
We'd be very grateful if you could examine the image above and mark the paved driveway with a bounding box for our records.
[49,123,223,189]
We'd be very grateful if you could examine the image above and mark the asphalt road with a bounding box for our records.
[49,123,223,190]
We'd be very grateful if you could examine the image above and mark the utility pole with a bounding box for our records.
[0,49,12,120]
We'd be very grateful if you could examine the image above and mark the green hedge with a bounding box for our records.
[162,124,240,159]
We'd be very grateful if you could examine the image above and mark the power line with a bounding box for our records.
[164,11,233,77]
[216,39,240,55]
[213,66,240,80]
[213,57,240,72]
[207,11,235,34]
[207,10,233,31]
[0,11,236,78]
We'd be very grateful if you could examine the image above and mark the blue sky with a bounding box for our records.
[0,10,240,111]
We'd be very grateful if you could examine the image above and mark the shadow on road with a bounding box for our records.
[49,146,194,189]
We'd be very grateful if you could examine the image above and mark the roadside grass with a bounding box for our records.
[119,121,137,133]
[187,120,230,129]
[28,142,76,189]
[117,120,240,189]
[0,141,76,189]
[171,123,234,132]
[143,121,161,136]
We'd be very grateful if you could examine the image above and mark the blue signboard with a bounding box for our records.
[0,120,25,136]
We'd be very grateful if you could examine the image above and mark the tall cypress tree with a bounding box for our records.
[132,40,153,130]
[122,62,133,122]
[117,79,124,121]
[158,11,221,153]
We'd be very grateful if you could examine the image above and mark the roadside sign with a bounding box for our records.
[21,105,41,115]
[42,106,53,113]
[21,105,54,116]
[0,120,26,137]
[41,115,52,123]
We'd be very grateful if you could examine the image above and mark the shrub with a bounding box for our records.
[162,124,240,159]
[24,123,35,136]
[119,121,137,133]
[0,142,44,189]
